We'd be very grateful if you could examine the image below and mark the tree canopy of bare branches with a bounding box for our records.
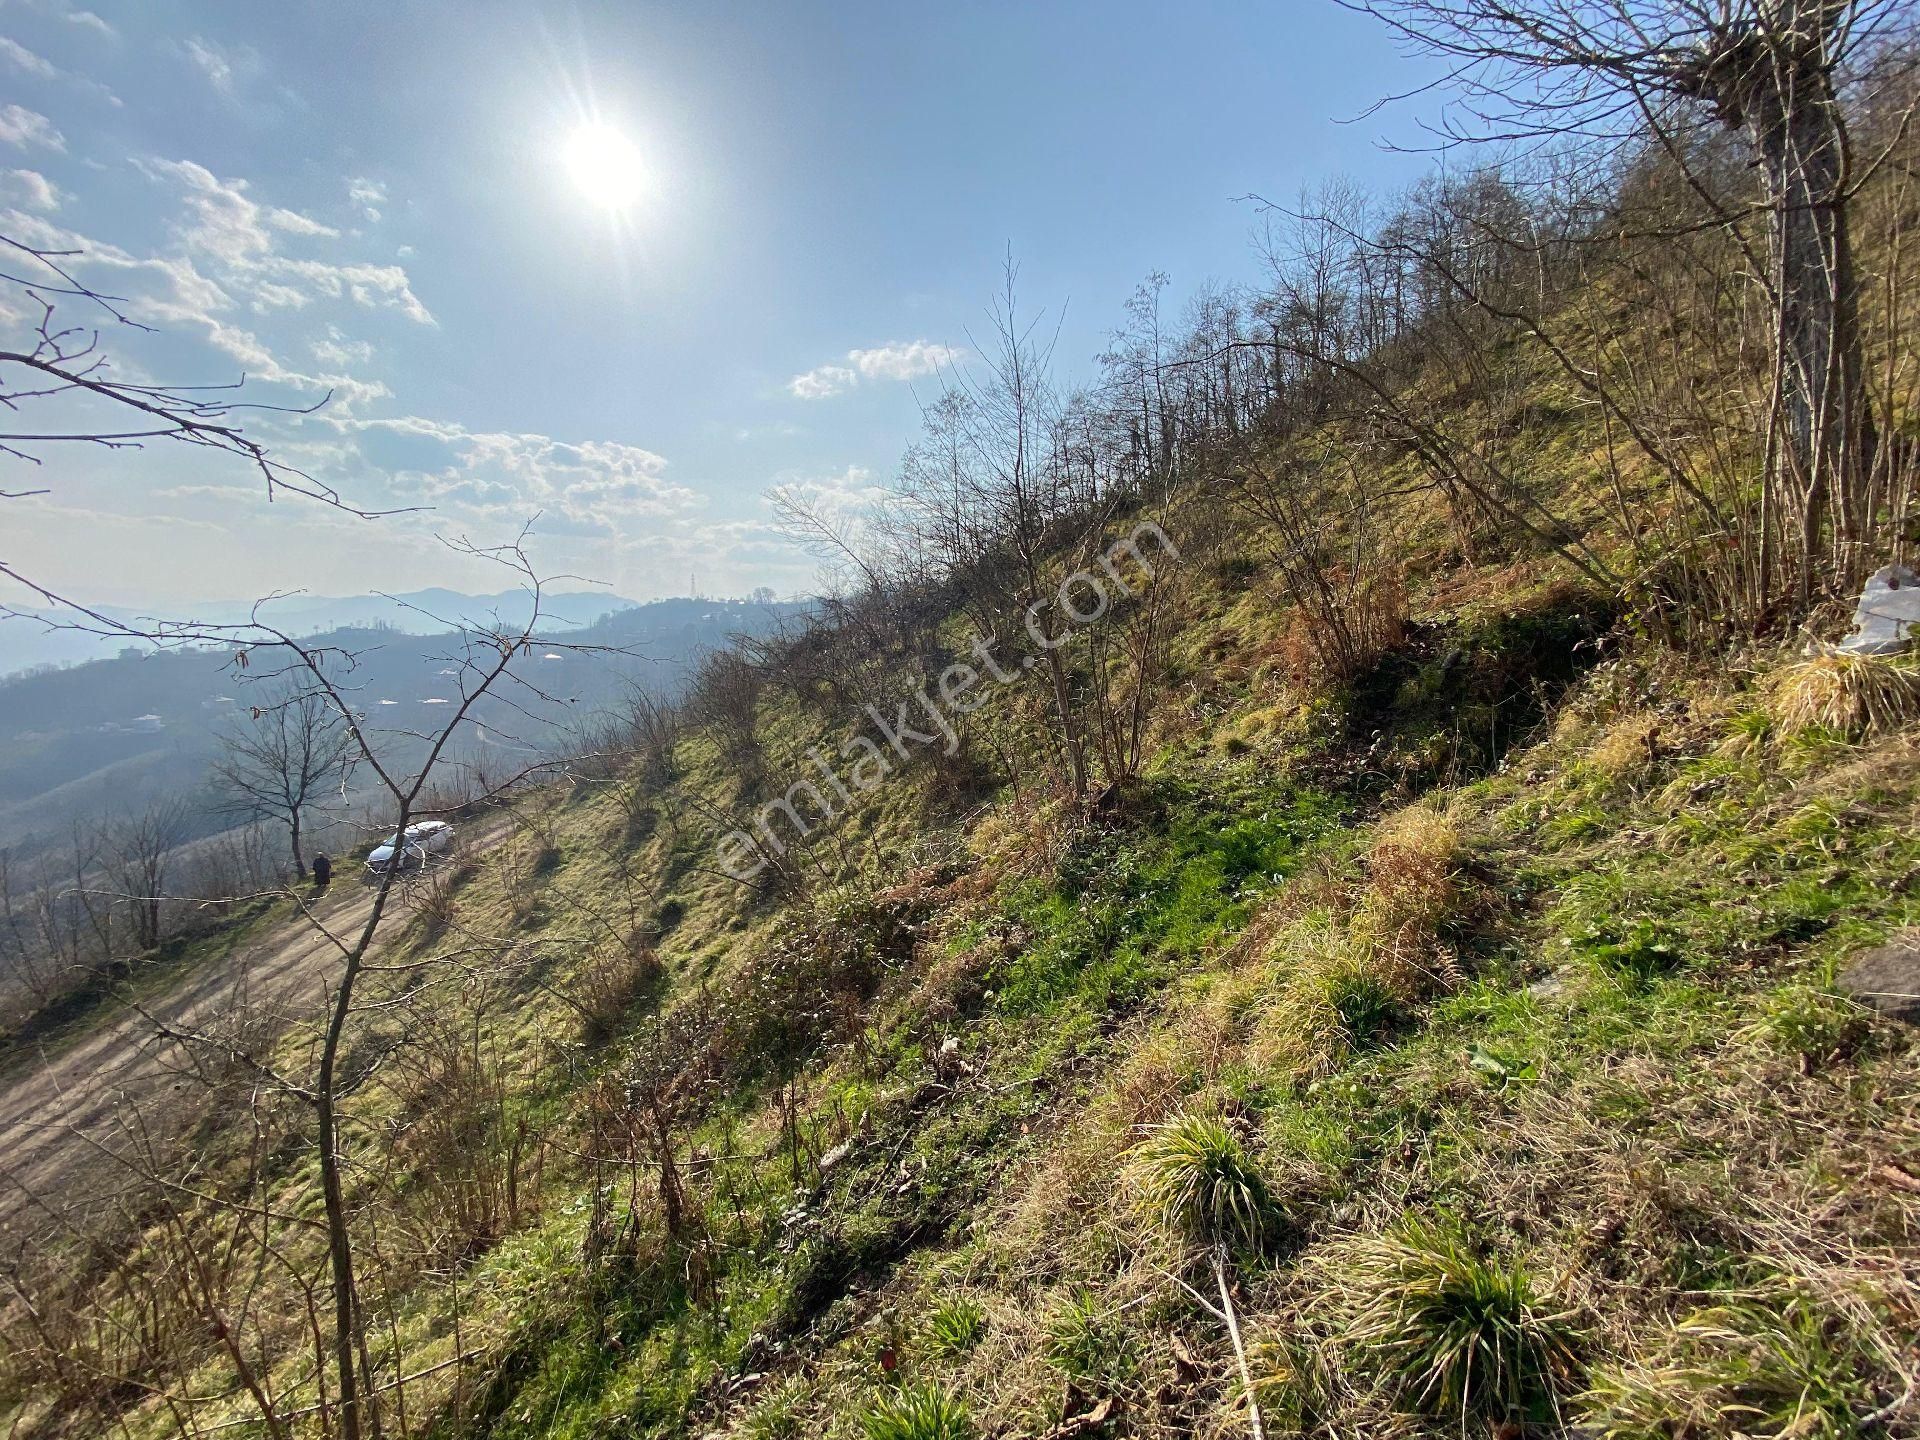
[212,681,358,876]
[1344,0,1920,602]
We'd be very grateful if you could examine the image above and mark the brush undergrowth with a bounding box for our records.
[19,537,1920,1440]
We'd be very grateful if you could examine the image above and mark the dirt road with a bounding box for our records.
[0,814,511,1227]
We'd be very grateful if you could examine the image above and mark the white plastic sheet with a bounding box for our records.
[1836,564,1920,655]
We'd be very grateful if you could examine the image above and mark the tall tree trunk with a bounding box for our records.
[1041,642,1088,801]
[1723,1,1877,596]
[290,809,305,878]
[318,962,369,1440]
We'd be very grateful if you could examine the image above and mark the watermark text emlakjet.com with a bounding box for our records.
[714,520,1178,882]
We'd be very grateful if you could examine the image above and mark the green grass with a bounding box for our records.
[1741,980,1868,1063]
[1043,1289,1138,1386]
[989,773,1344,1018]
[1581,1284,1891,1438]
[1129,1111,1277,1250]
[924,1298,987,1359]
[858,1384,974,1440]
[1339,1218,1581,1422]
[38,509,1920,1440]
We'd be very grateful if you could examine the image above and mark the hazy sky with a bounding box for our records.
[0,0,1437,609]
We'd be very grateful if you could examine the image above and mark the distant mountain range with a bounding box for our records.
[0,587,657,678]
[0,594,810,863]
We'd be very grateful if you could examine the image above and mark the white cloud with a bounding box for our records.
[348,176,385,223]
[0,38,58,79]
[269,205,337,238]
[762,466,891,587]
[65,10,116,39]
[0,201,391,413]
[343,415,701,539]
[787,363,856,400]
[769,464,884,514]
[137,157,335,262]
[848,339,961,381]
[135,157,434,325]
[199,318,391,408]
[2,168,61,211]
[787,338,961,399]
[269,257,433,324]
[311,325,374,367]
[0,208,233,331]
[183,36,239,93]
[0,104,64,152]
[249,280,310,312]
[0,28,119,105]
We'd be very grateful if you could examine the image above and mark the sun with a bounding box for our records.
[562,122,649,212]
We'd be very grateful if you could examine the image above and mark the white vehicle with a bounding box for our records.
[365,820,455,874]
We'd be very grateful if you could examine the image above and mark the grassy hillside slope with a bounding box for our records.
[5,425,1919,1440]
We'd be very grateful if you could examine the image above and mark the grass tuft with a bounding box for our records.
[1042,1289,1138,1385]
[858,1384,975,1440]
[924,1297,987,1359]
[1764,653,1920,739]
[1739,981,1868,1064]
[1252,921,1408,1078]
[1580,1285,1889,1439]
[1128,1110,1276,1250]
[573,938,666,1046]
[1339,1218,1580,1422]
[1353,805,1467,977]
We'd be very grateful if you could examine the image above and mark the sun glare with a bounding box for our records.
[562,122,649,211]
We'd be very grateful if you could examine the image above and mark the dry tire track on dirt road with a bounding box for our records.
[0,814,513,1227]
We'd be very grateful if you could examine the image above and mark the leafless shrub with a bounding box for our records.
[572,936,666,1047]
[685,649,764,764]
[414,872,461,940]
[1228,447,1407,685]
[387,981,537,1261]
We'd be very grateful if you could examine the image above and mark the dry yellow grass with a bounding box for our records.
[1765,652,1920,738]
[1360,806,1461,930]
[1351,804,1469,994]
[1585,710,1664,784]
[1112,1002,1241,1130]
[1245,807,1472,1079]
[1248,918,1383,1079]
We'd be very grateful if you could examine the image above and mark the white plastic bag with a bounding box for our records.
[1835,565,1920,655]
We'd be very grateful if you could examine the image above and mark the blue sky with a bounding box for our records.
[0,0,1438,609]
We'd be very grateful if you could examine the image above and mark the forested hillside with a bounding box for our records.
[5,3,1920,1439]
[0,594,804,885]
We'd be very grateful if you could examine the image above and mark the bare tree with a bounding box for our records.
[102,799,190,953]
[212,681,357,876]
[0,223,425,643]
[899,259,1114,799]
[0,223,617,1440]
[64,535,615,1440]
[1343,0,1920,594]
